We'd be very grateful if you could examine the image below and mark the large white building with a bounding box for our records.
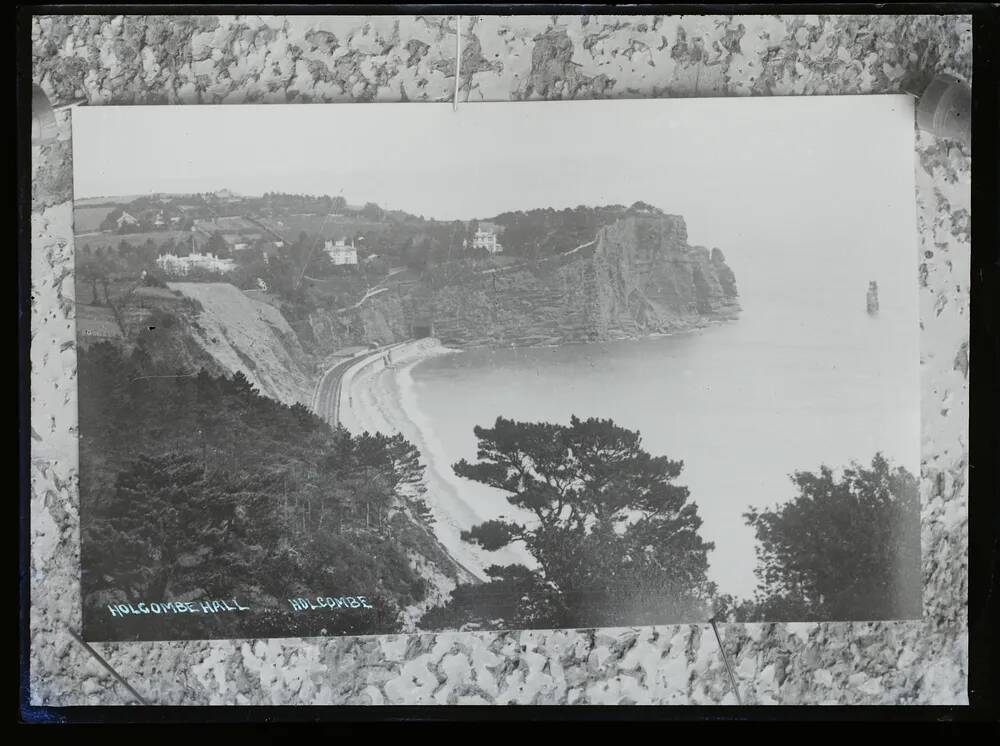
[472,222,503,254]
[156,252,236,276]
[324,238,358,265]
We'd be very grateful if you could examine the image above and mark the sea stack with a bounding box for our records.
[867,281,879,315]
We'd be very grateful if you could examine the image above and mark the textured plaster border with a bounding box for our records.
[27,13,970,706]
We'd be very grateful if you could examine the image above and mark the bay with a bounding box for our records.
[408,248,920,599]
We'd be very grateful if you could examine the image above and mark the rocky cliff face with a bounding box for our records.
[308,290,412,352]
[168,282,315,406]
[308,215,739,351]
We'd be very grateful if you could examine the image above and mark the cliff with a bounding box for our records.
[307,215,739,350]
[307,289,412,352]
[167,282,314,407]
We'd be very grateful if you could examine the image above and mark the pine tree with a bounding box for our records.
[425,415,714,630]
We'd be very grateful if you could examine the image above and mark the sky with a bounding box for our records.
[72,96,916,257]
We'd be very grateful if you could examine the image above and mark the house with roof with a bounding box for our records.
[472,221,504,254]
[115,211,141,231]
[324,238,358,266]
[156,252,236,276]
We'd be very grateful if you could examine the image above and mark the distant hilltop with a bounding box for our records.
[77,193,675,235]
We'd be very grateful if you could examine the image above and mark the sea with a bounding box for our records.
[405,247,920,599]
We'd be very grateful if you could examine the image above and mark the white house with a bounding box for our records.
[156,252,236,276]
[472,222,503,254]
[324,238,358,266]
[116,211,141,230]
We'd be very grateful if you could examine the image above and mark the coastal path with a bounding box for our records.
[472,238,597,277]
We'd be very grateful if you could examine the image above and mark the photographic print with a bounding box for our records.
[71,97,920,642]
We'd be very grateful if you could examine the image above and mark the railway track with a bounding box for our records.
[311,341,409,428]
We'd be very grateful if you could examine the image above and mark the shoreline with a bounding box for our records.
[432,312,741,352]
[329,319,742,611]
[336,339,537,588]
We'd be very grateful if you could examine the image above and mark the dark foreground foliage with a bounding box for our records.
[78,342,441,641]
[79,340,922,638]
[420,415,922,631]
[716,454,921,622]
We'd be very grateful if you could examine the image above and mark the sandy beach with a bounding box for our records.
[336,339,537,587]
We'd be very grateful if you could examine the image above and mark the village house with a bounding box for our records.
[115,211,141,231]
[156,252,236,276]
[472,221,503,254]
[324,238,358,266]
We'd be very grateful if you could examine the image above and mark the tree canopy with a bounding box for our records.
[421,415,715,631]
[719,454,921,622]
[490,202,666,258]
[78,343,446,641]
